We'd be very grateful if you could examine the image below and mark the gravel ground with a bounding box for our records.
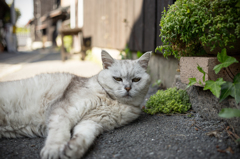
[0,87,240,159]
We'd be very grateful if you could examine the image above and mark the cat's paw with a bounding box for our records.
[40,144,64,159]
[61,139,85,159]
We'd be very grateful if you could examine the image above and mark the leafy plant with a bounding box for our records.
[137,51,143,58]
[143,87,191,115]
[187,48,240,103]
[155,0,240,59]
[120,45,132,59]
[213,49,239,74]
[219,108,240,118]
[219,73,240,103]
[16,27,30,34]
[152,79,162,87]
[120,45,143,59]
[15,8,21,23]
[63,35,73,53]
[5,4,21,23]
[203,78,226,98]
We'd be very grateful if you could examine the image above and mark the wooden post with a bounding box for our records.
[59,28,83,61]
[61,33,65,62]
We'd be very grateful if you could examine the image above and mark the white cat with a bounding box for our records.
[0,50,151,159]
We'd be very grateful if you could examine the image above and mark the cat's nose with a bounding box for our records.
[125,86,131,92]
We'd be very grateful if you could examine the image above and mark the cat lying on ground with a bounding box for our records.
[0,50,151,159]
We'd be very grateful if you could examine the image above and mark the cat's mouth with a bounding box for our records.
[123,93,132,98]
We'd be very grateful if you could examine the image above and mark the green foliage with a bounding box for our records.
[15,8,21,23]
[219,108,240,118]
[213,48,239,74]
[16,27,30,34]
[120,45,143,59]
[187,65,206,88]
[137,51,143,58]
[152,79,162,87]
[187,114,194,118]
[120,45,132,59]
[197,64,206,83]
[187,48,240,104]
[143,87,191,115]
[220,73,240,103]
[236,0,240,7]
[6,3,21,23]
[3,11,10,23]
[187,78,197,88]
[203,78,226,98]
[156,0,240,59]
[63,35,72,53]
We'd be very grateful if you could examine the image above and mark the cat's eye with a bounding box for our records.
[113,77,122,81]
[132,78,141,82]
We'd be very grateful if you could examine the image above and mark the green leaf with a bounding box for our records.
[137,51,143,58]
[232,73,240,104]
[203,78,226,98]
[187,9,190,13]
[237,138,240,143]
[220,73,240,104]
[219,108,240,118]
[198,80,203,86]
[213,48,239,74]
[219,82,234,102]
[152,79,161,87]
[187,78,197,88]
[236,1,240,7]
[197,64,206,82]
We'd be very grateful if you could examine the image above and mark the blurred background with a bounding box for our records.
[0,0,179,88]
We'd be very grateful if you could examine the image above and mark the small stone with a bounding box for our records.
[114,154,121,157]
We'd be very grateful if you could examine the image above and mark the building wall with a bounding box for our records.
[83,0,179,88]
[132,53,179,88]
[83,0,175,52]
[61,0,71,7]
[33,0,56,41]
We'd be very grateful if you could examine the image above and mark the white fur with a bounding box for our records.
[0,51,151,159]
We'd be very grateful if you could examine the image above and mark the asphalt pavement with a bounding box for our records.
[0,49,239,159]
[0,48,101,82]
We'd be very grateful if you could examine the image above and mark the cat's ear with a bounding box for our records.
[137,51,151,70]
[101,50,114,69]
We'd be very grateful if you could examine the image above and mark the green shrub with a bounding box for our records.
[156,0,240,59]
[143,87,191,115]
[63,35,72,53]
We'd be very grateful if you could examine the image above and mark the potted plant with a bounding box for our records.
[156,0,240,59]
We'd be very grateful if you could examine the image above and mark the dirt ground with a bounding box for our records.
[0,50,240,159]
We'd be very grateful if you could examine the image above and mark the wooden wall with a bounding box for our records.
[83,0,174,52]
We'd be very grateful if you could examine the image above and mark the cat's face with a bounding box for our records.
[98,50,151,106]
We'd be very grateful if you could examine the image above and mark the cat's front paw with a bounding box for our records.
[61,139,85,159]
[40,144,64,159]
